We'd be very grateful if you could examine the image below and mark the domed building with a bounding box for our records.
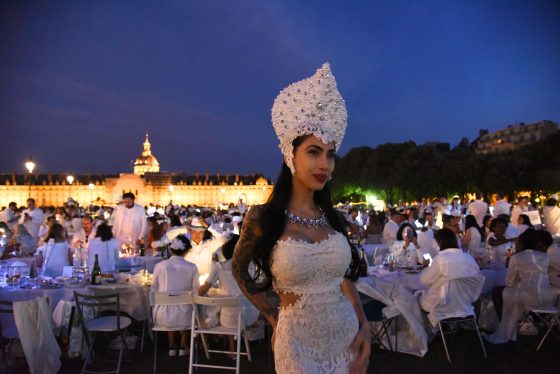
[0,133,273,207]
[133,133,160,175]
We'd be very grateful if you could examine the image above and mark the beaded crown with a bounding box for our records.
[271,63,347,174]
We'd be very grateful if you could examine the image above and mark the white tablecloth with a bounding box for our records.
[368,266,506,295]
[117,255,162,272]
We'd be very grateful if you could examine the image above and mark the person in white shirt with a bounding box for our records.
[19,198,44,239]
[151,235,199,357]
[418,228,482,318]
[516,214,533,235]
[37,223,71,277]
[492,194,511,217]
[448,196,462,217]
[185,213,231,279]
[461,214,484,255]
[486,229,557,344]
[198,234,259,356]
[468,194,488,228]
[487,217,516,268]
[511,196,529,228]
[87,223,119,273]
[0,202,20,231]
[543,197,560,236]
[111,192,147,248]
[71,215,96,250]
[537,230,560,289]
[382,210,402,245]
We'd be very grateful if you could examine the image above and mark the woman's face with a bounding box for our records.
[517,216,524,225]
[292,135,335,191]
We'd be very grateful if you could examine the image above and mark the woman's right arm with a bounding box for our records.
[232,207,278,327]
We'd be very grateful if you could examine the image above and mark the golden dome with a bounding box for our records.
[134,133,160,175]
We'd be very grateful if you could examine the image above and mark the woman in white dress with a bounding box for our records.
[151,235,199,357]
[87,223,119,273]
[232,64,370,374]
[462,214,484,255]
[37,223,71,277]
[486,229,557,343]
[516,214,533,235]
[486,217,515,268]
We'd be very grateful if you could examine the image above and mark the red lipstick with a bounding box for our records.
[313,174,328,183]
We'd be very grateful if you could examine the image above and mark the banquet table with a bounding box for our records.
[117,255,162,272]
[367,265,507,295]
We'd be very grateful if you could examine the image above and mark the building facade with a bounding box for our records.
[475,120,558,154]
[0,136,273,208]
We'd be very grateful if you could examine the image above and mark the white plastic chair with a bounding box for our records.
[519,306,560,351]
[189,295,252,374]
[149,291,208,373]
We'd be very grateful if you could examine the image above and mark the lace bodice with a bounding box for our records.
[271,232,351,303]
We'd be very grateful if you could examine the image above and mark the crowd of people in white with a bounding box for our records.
[1,191,560,355]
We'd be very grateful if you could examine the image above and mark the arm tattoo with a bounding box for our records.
[232,206,278,322]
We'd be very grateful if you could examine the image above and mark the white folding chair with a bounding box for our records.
[149,291,208,373]
[74,291,131,374]
[519,307,560,351]
[189,295,252,374]
[426,276,487,363]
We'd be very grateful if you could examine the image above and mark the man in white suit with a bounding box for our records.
[111,192,147,248]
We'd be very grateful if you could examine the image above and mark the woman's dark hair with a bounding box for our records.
[482,215,492,227]
[222,234,240,261]
[489,217,507,232]
[465,214,485,241]
[517,228,537,251]
[250,136,360,291]
[169,214,182,227]
[396,222,417,240]
[150,222,165,241]
[170,234,191,256]
[46,223,66,241]
[545,198,558,207]
[95,223,114,241]
[435,228,458,251]
[518,214,533,228]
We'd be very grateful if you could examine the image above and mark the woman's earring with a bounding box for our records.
[328,176,332,181]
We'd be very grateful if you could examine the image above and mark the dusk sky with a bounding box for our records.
[1,0,559,180]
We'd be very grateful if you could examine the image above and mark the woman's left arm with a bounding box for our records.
[341,278,370,374]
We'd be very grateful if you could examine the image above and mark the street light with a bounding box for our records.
[88,183,95,205]
[168,184,174,203]
[67,175,74,201]
[24,156,35,198]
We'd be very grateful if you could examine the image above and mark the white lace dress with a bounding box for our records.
[270,232,358,373]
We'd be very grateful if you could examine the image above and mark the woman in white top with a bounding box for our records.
[151,235,199,357]
[487,217,515,268]
[462,215,484,255]
[486,229,558,344]
[14,224,37,256]
[537,230,560,289]
[87,223,119,273]
[516,214,533,235]
[37,223,71,277]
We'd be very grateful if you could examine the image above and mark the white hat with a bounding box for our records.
[271,63,347,174]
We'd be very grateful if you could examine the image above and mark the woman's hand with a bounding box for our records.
[348,323,371,374]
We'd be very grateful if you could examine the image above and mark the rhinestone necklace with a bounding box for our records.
[285,209,329,229]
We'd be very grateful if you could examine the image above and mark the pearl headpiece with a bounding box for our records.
[271,63,347,174]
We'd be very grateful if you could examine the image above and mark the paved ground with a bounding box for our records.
[5,323,558,374]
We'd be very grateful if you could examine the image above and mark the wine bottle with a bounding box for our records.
[359,247,368,277]
[139,240,145,257]
[91,254,101,285]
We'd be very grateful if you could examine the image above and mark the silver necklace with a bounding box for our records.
[285,209,329,229]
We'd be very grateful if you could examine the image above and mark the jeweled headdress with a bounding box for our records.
[271,63,347,174]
